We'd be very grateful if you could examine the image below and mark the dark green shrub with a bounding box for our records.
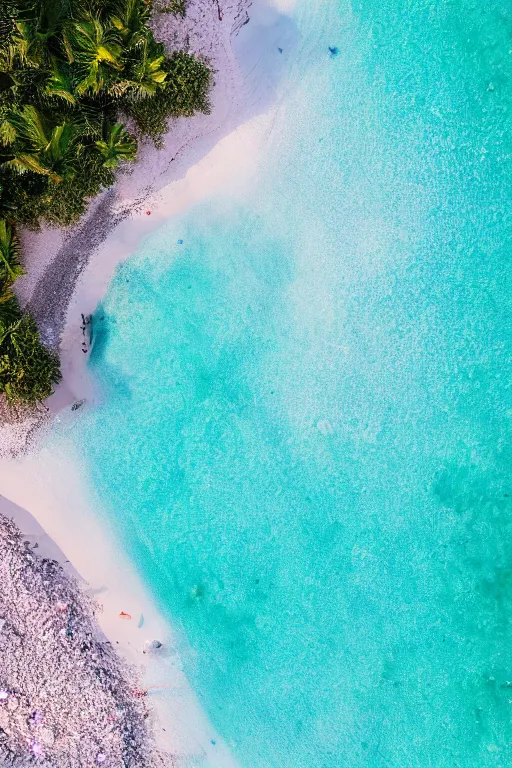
[126,53,210,143]
[0,310,61,405]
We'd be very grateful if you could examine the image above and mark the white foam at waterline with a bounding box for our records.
[0,446,241,768]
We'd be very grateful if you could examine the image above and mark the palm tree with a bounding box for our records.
[111,0,151,48]
[125,46,167,99]
[45,60,76,104]
[63,17,124,95]
[44,122,80,181]
[4,104,49,151]
[0,113,16,147]
[1,105,80,182]
[3,0,71,70]
[0,219,24,301]
[10,20,48,69]
[95,122,136,168]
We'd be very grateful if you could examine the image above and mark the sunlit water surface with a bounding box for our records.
[47,1,512,765]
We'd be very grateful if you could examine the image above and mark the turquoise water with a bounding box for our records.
[49,1,512,765]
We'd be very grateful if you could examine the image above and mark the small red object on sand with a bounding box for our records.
[133,688,148,698]
[145,210,151,215]
[119,611,132,620]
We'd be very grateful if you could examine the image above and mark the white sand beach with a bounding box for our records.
[0,460,241,768]
[0,0,297,764]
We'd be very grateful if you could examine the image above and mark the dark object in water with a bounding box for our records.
[328,46,339,56]
[278,47,283,53]
[178,239,184,244]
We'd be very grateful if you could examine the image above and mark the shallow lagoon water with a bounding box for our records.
[49,1,512,765]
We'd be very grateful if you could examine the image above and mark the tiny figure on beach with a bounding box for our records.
[328,46,339,57]
[143,639,162,654]
[146,210,151,216]
[119,611,132,620]
[80,313,92,353]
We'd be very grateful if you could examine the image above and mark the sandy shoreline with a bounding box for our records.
[0,504,160,767]
[1,0,295,452]
[0,0,296,765]
[0,458,240,767]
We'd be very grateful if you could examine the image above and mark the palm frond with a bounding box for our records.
[95,122,136,167]
[9,105,49,150]
[0,219,24,288]
[0,119,16,147]
[45,61,76,104]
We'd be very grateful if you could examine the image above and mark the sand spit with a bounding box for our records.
[0,513,164,768]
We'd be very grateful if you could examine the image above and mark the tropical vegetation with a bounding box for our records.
[0,0,209,406]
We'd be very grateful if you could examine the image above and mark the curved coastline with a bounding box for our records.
[2,0,510,765]
[0,459,242,767]
[0,0,296,455]
[0,0,297,764]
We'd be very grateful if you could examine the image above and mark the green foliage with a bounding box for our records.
[0,309,61,405]
[157,0,187,17]
[0,0,209,228]
[0,0,211,405]
[0,218,24,298]
[0,218,60,404]
[95,122,137,168]
[127,52,210,143]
